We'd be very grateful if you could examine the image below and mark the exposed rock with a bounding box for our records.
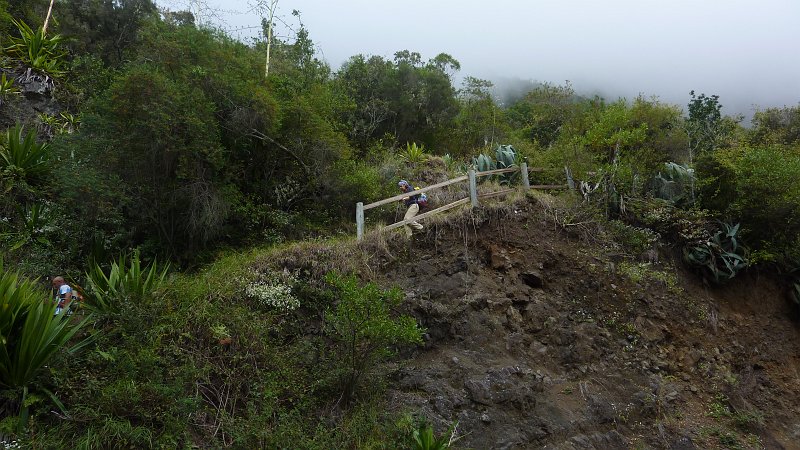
[519,270,544,288]
[670,435,697,450]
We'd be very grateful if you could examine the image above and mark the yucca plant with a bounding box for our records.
[441,153,458,173]
[412,421,459,450]
[402,142,429,164]
[83,252,170,315]
[0,203,51,251]
[4,19,66,76]
[0,261,89,431]
[0,73,20,105]
[59,112,80,134]
[683,222,748,284]
[0,123,51,185]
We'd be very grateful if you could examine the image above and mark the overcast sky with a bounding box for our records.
[159,0,800,120]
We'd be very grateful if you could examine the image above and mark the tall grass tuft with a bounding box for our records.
[83,252,169,315]
[0,124,51,185]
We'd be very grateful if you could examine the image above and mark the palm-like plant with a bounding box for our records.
[0,261,89,431]
[0,124,51,185]
[4,19,66,76]
[83,252,170,315]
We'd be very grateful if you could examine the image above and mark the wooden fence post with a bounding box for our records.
[468,169,479,208]
[520,163,530,190]
[356,202,364,240]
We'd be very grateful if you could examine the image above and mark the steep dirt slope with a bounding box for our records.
[370,198,800,449]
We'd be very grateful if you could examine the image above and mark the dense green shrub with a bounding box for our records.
[23,250,418,448]
[749,105,800,147]
[323,272,424,402]
[697,145,800,261]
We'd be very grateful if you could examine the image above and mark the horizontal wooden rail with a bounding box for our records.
[363,175,468,210]
[475,167,519,177]
[383,198,471,231]
[531,184,569,190]
[478,188,516,199]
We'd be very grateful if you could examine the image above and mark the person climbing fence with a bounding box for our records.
[397,180,427,237]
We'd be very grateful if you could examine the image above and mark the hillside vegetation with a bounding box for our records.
[1,1,799,448]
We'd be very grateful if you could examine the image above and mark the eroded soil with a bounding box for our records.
[371,199,800,449]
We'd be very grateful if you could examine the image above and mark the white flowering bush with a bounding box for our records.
[243,270,300,311]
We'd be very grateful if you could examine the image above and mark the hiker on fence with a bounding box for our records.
[51,276,72,316]
[398,180,425,237]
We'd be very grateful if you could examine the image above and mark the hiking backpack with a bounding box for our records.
[414,187,428,208]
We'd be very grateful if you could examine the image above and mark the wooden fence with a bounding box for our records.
[355,163,568,240]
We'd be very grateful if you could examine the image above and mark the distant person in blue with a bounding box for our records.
[398,180,425,237]
[51,276,72,316]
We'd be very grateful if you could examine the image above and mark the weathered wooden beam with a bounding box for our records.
[468,170,478,208]
[531,184,569,190]
[475,167,519,177]
[356,202,364,240]
[520,162,530,190]
[478,188,516,199]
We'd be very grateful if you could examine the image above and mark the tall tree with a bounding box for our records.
[686,90,722,164]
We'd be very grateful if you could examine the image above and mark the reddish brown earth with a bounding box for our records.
[365,197,800,449]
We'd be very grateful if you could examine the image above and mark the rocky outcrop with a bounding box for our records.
[1,67,62,132]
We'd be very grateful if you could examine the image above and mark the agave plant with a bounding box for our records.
[495,144,517,169]
[0,261,89,431]
[683,222,748,284]
[473,153,495,173]
[495,144,519,185]
[0,123,51,185]
[4,19,66,76]
[653,162,695,205]
[83,252,170,315]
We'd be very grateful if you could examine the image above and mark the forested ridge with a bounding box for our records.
[1,1,800,448]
